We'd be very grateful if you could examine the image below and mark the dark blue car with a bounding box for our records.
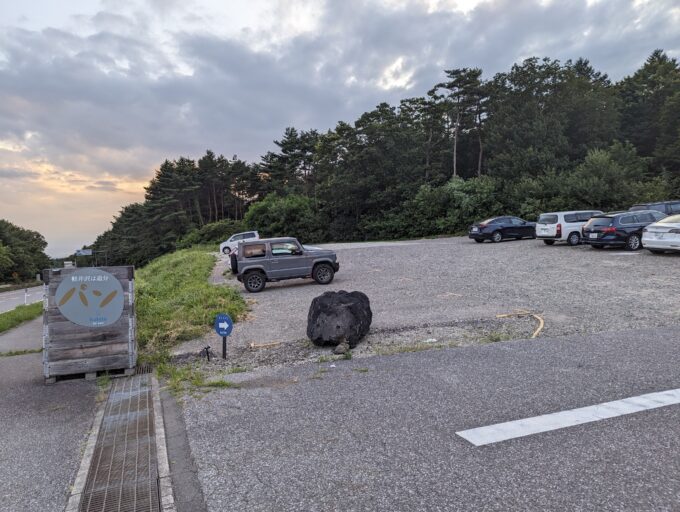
[469,216,536,243]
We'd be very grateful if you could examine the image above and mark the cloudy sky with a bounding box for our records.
[0,0,678,256]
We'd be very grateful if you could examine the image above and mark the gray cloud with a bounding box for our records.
[86,179,120,191]
[0,0,678,179]
[0,168,40,179]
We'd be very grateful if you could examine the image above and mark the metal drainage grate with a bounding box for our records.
[80,374,161,512]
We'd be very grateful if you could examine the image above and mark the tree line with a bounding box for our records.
[0,220,50,283]
[92,50,680,267]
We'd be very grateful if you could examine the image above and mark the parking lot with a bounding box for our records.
[175,236,680,511]
[178,236,680,366]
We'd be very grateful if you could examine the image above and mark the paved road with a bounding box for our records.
[0,286,43,313]
[0,321,97,512]
[183,326,680,511]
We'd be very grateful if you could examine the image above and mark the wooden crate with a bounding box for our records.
[43,266,136,383]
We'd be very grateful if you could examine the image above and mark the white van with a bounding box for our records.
[219,231,259,254]
[536,210,603,246]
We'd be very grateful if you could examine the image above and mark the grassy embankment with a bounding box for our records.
[0,281,42,293]
[136,248,246,367]
[0,302,43,335]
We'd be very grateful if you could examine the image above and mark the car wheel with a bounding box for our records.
[222,246,231,255]
[543,240,555,246]
[567,232,580,246]
[313,263,335,285]
[229,253,238,274]
[474,239,484,243]
[491,231,502,243]
[625,234,641,251]
[244,271,266,293]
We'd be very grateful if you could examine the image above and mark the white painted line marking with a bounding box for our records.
[457,388,680,446]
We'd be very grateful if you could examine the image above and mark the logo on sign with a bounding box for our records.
[55,268,125,327]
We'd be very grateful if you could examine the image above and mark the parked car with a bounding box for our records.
[535,210,603,246]
[219,231,259,255]
[231,237,339,292]
[468,216,536,243]
[642,214,680,254]
[581,210,667,250]
[629,200,680,216]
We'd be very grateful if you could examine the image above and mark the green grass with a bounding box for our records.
[353,367,369,373]
[226,366,248,374]
[0,302,43,334]
[203,380,239,389]
[156,362,240,393]
[135,248,247,354]
[480,331,512,344]
[0,347,42,357]
[0,282,42,293]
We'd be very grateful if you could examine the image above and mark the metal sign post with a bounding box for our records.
[213,313,234,360]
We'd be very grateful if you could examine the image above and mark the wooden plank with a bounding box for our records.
[47,342,129,362]
[46,266,133,282]
[48,335,130,350]
[47,355,131,376]
[48,315,129,338]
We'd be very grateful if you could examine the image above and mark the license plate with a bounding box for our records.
[472,227,479,232]
[589,233,598,239]
[540,228,548,233]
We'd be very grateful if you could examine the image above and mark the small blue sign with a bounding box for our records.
[214,313,233,337]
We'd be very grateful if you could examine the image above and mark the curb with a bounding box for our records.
[64,397,106,512]
[152,375,177,512]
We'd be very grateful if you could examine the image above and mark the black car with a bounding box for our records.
[469,216,536,243]
[629,200,680,216]
[581,210,667,250]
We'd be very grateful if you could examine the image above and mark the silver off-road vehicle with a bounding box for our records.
[231,237,339,293]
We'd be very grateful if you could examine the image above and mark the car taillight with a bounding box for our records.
[479,224,487,228]
[556,223,562,237]
[602,227,616,233]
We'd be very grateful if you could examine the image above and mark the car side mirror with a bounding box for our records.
[293,249,303,255]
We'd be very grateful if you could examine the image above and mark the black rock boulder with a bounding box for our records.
[307,290,372,347]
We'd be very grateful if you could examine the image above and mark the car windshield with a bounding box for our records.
[659,214,680,224]
[538,214,558,224]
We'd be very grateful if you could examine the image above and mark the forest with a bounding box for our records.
[92,50,680,267]
[0,220,50,283]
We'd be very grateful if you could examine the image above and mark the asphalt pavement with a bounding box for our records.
[0,286,43,313]
[0,320,97,512]
[0,318,42,352]
[183,326,680,511]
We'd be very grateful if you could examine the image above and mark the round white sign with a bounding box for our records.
[55,268,125,327]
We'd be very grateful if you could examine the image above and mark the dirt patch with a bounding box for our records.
[172,315,536,375]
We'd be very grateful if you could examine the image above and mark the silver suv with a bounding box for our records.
[231,237,340,293]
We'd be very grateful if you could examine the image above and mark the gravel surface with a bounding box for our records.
[182,326,680,511]
[176,237,680,368]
